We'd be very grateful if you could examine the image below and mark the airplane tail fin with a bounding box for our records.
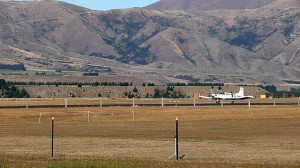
[238,87,244,97]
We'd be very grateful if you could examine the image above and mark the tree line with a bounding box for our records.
[8,81,134,87]
[166,83,224,86]
[123,86,189,99]
[0,63,26,71]
[290,88,300,97]
[0,79,30,98]
[10,81,224,87]
[259,85,300,98]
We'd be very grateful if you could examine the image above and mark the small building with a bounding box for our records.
[261,95,266,99]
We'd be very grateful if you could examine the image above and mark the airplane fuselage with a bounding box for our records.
[199,87,254,103]
[211,92,253,100]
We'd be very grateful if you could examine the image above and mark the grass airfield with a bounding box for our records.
[0,102,300,167]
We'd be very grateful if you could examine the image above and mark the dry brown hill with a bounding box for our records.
[146,0,277,11]
[0,0,299,84]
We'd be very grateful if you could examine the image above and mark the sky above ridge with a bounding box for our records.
[60,0,159,10]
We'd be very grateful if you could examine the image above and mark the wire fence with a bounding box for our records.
[0,97,300,108]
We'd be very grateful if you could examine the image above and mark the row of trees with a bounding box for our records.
[167,83,224,86]
[290,88,300,97]
[10,81,224,87]
[0,79,30,98]
[259,85,300,98]
[258,85,277,93]
[9,81,134,87]
[0,63,26,71]
[124,87,140,98]
[123,86,188,98]
[151,87,188,98]
[83,72,99,76]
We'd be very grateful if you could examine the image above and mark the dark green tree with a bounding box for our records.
[20,89,30,98]
[133,87,138,93]
[153,89,161,98]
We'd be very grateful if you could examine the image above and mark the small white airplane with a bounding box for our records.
[200,87,254,104]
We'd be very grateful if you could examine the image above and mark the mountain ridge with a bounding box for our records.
[0,0,299,84]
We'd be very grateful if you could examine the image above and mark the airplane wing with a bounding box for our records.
[243,96,254,99]
[223,96,254,100]
[199,96,213,99]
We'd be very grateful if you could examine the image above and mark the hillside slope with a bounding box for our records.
[146,0,277,11]
[0,0,299,84]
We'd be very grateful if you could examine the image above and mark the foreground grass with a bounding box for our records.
[0,106,300,167]
[1,155,299,168]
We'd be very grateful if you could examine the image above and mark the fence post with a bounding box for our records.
[39,113,42,124]
[162,97,164,107]
[194,98,196,107]
[51,117,54,159]
[133,97,135,107]
[132,110,135,121]
[64,98,68,108]
[248,100,251,109]
[176,117,179,160]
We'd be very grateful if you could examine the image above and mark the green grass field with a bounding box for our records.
[0,105,300,167]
